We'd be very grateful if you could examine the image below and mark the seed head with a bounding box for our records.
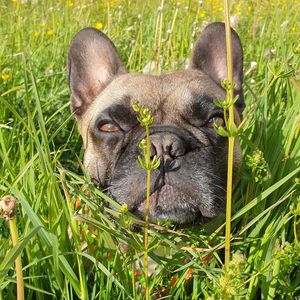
[0,195,18,220]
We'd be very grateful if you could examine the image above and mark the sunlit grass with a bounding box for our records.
[0,0,300,299]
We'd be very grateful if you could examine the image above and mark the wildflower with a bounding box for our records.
[246,149,271,184]
[94,22,103,30]
[74,196,81,210]
[250,61,257,71]
[79,3,86,9]
[1,73,10,81]
[245,61,257,75]
[187,268,194,275]
[40,22,46,28]
[281,20,289,28]
[199,10,206,18]
[230,15,240,28]
[90,245,95,253]
[143,61,156,74]
[66,0,74,7]
[133,271,141,277]
[170,277,179,287]
[120,203,128,214]
[184,268,195,280]
[264,48,276,59]
[46,29,54,37]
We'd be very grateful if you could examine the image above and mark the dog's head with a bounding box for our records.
[67,22,244,224]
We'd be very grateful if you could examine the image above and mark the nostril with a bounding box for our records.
[170,141,186,158]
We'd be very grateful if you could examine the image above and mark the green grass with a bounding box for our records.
[1,0,300,299]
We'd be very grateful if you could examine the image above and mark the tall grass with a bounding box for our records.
[0,0,299,299]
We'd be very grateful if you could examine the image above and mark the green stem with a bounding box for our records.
[60,172,88,300]
[224,0,235,268]
[294,216,298,245]
[155,0,164,74]
[9,218,24,300]
[144,125,151,300]
[225,137,234,266]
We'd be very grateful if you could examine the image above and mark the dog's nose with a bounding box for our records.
[149,134,186,162]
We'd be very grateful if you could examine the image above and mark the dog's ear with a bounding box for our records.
[189,22,244,112]
[68,28,127,116]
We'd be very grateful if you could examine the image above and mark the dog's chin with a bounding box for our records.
[132,184,214,224]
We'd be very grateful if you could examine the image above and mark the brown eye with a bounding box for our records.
[98,122,120,132]
[206,116,225,127]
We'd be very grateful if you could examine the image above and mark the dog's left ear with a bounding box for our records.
[189,22,244,112]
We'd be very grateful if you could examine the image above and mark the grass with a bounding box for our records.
[0,0,300,299]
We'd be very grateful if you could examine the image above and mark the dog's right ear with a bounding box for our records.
[68,28,126,117]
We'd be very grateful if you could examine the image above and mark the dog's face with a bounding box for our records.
[68,22,244,224]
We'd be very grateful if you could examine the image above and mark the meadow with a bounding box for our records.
[0,0,300,299]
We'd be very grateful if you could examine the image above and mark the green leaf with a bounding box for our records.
[213,123,229,137]
[0,225,42,278]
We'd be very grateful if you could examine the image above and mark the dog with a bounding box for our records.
[67,22,244,225]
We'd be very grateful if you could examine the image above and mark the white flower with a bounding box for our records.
[245,61,257,75]
[230,15,240,28]
[281,20,289,28]
[143,61,156,74]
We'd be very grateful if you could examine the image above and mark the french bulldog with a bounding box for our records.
[67,22,244,224]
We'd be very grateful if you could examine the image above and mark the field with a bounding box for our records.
[1,0,300,299]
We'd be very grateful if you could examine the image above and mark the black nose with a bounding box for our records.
[149,133,186,163]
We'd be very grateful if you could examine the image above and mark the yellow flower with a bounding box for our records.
[66,1,74,7]
[199,10,206,18]
[33,31,39,38]
[94,22,103,30]
[46,29,54,36]
[2,73,10,81]
[80,3,86,9]
[40,23,46,28]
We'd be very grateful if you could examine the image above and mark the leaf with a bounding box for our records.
[213,124,229,137]
[0,225,42,278]
[233,166,300,221]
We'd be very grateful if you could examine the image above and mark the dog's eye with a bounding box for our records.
[206,116,225,127]
[98,122,120,132]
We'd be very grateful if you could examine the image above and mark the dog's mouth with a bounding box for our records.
[133,184,203,224]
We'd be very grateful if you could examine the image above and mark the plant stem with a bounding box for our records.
[294,216,298,245]
[144,125,151,300]
[224,0,235,268]
[225,137,234,266]
[9,218,24,300]
[155,0,164,74]
[60,172,88,300]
